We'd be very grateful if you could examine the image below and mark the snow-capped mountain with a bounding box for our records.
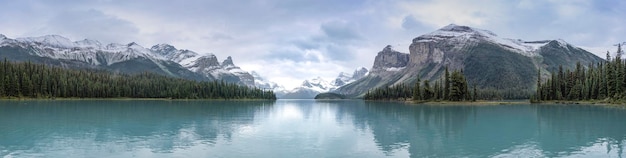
[414,24,552,57]
[150,44,254,86]
[335,24,604,98]
[0,34,255,86]
[333,67,369,87]
[1,35,158,66]
[251,71,285,91]
[279,67,369,99]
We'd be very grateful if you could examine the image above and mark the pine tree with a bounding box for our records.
[423,80,433,100]
[413,78,422,101]
[444,67,450,100]
[536,69,541,101]
[472,84,477,101]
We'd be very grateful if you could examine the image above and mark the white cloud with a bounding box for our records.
[548,0,591,18]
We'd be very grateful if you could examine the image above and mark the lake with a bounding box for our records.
[1,100,625,157]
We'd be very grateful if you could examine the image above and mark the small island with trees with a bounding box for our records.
[364,67,477,103]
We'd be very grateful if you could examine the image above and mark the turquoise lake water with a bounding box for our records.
[1,100,625,157]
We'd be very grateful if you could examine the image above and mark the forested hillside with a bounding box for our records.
[0,59,276,99]
[534,44,624,102]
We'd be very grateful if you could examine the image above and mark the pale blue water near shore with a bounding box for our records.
[1,100,625,157]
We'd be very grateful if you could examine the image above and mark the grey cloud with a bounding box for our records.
[206,33,234,41]
[265,48,310,62]
[401,15,422,30]
[41,9,139,43]
[320,21,362,41]
[324,44,354,61]
[292,39,321,50]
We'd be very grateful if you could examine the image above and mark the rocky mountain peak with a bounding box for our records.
[383,45,393,52]
[414,24,498,43]
[300,76,333,90]
[127,42,139,47]
[74,39,102,48]
[17,35,75,48]
[222,56,235,67]
[372,45,409,71]
[352,67,369,79]
[151,44,177,53]
[0,34,6,39]
[440,24,471,32]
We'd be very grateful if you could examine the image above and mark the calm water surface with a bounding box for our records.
[1,100,626,157]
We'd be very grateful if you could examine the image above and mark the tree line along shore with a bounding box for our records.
[0,59,276,100]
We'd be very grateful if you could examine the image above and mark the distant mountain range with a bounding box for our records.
[0,24,606,99]
[0,34,254,86]
[254,67,369,99]
[334,24,604,98]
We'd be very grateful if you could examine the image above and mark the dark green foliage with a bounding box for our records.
[423,80,433,100]
[363,83,413,100]
[539,41,604,73]
[412,78,422,101]
[444,67,450,100]
[472,84,477,101]
[0,59,275,99]
[314,93,346,99]
[364,68,474,102]
[534,44,626,102]
[448,71,469,101]
[0,46,209,82]
[463,43,537,99]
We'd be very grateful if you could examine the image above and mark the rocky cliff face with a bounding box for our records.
[371,45,409,73]
[334,24,604,98]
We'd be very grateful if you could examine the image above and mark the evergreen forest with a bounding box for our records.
[0,59,276,99]
[364,68,477,102]
[534,44,625,102]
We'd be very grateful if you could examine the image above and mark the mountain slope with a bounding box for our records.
[150,44,254,86]
[0,34,254,86]
[335,24,604,98]
[279,67,369,99]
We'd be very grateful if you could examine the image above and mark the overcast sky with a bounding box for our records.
[1,0,624,89]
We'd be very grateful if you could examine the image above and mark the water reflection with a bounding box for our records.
[359,102,477,157]
[1,100,626,157]
[534,104,626,157]
[0,100,275,157]
[349,102,626,157]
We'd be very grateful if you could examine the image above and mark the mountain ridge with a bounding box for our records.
[269,67,369,99]
[334,24,604,98]
[0,34,255,86]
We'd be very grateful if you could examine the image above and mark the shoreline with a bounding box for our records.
[364,99,530,106]
[366,99,626,107]
[0,97,276,101]
[531,100,626,107]
[409,100,529,106]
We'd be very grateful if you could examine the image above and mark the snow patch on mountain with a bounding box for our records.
[16,35,76,49]
[277,67,369,99]
[417,24,552,57]
[385,67,405,72]
[1,34,256,86]
[299,77,336,93]
[252,71,285,91]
